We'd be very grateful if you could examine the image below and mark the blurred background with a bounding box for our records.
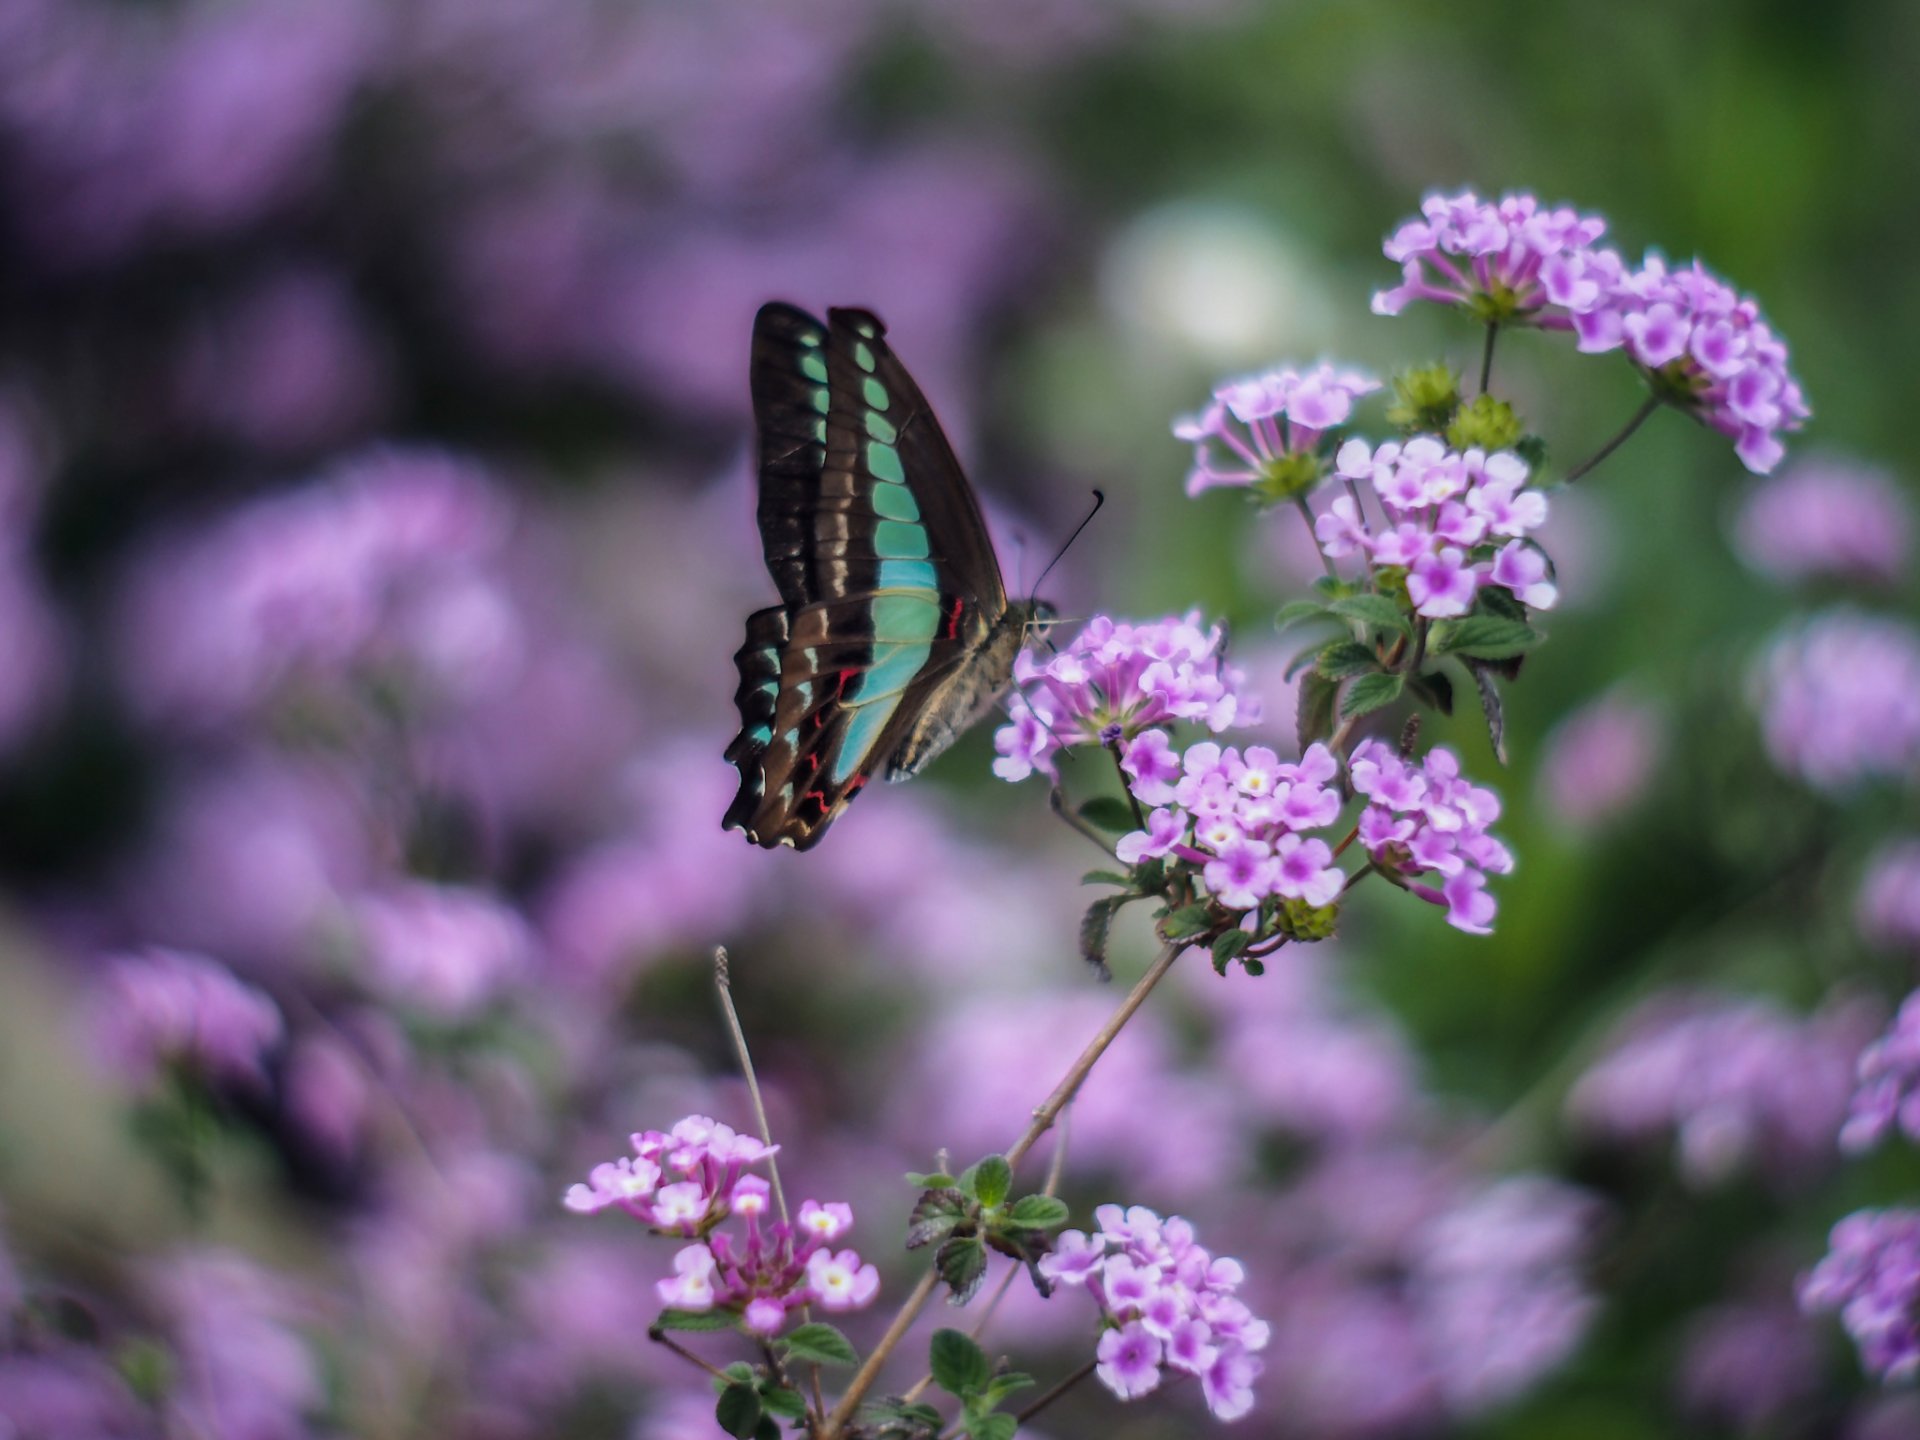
[2,0,1919,1436]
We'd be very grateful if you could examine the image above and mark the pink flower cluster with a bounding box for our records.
[1349,740,1512,934]
[564,1116,877,1336]
[91,949,284,1092]
[1115,738,1346,911]
[993,612,1256,785]
[1176,363,1381,496]
[1799,1209,1920,1382]
[1323,437,1556,617]
[1733,453,1912,588]
[1039,1204,1267,1421]
[1841,990,1920,1154]
[1859,839,1920,955]
[1752,611,1920,791]
[1373,190,1806,473]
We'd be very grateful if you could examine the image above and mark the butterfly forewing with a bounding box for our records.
[725,304,1011,849]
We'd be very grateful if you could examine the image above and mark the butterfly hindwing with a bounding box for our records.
[726,304,1009,849]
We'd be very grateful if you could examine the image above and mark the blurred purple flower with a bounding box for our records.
[1801,1208,1920,1382]
[147,1249,324,1440]
[1733,452,1913,588]
[1841,989,1920,1154]
[1858,837,1920,954]
[90,948,284,1092]
[1568,989,1877,1187]
[173,263,391,453]
[1678,1298,1824,1431]
[282,1031,375,1167]
[0,1347,148,1440]
[349,881,535,1019]
[1752,611,1920,791]
[1536,689,1665,833]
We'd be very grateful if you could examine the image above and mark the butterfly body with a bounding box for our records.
[723,303,1042,850]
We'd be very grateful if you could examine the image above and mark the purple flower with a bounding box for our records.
[147,1249,323,1440]
[1407,546,1478,618]
[1536,689,1665,833]
[1352,740,1511,934]
[1752,611,1920,791]
[1097,1322,1165,1399]
[1800,1209,1920,1381]
[1734,452,1913,587]
[1841,990,1920,1153]
[1176,363,1380,496]
[349,881,535,1019]
[91,949,284,1093]
[1568,989,1878,1187]
[806,1248,880,1310]
[1679,1299,1824,1431]
[1372,190,1612,324]
[993,612,1256,784]
[1859,838,1920,954]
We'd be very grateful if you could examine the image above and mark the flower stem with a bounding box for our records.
[818,942,1188,1438]
[1048,787,1116,856]
[1478,323,1498,395]
[1295,496,1337,580]
[1015,1358,1099,1424]
[648,1328,737,1384]
[1563,392,1660,483]
[714,948,788,1226]
[1104,739,1147,833]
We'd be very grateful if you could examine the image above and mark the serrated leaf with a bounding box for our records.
[929,1328,991,1397]
[783,1322,859,1367]
[1004,1194,1069,1229]
[1297,670,1338,749]
[1407,669,1454,716]
[715,1383,762,1440]
[1079,869,1132,888]
[968,1415,1017,1440]
[1315,640,1382,680]
[656,1307,738,1333]
[971,1156,1012,1211]
[864,1398,945,1438]
[1159,903,1213,940]
[1476,582,1529,622]
[1339,671,1405,719]
[1430,615,1543,660]
[1275,598,1330,629]
[760,1386,808,1419]
[1079,896,1124,979]
[936,1236,988,1304]
[906,1188,970,1250]
[1076,796,1136,833]
[1211,929,1253,968]
[1328,593,1412,637]
[1466,659,1510,765]
[904,1170,957,1189]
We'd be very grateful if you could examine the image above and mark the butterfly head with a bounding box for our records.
[1016,598,1059,645]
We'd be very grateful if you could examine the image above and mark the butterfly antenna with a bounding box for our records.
[1027,489,1105,609]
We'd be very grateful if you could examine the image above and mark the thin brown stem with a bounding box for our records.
[819,1269,940,1437]
[1104,739,1148,832]
[714,948,788,1226]
[1048,787,1116,856]
[1014,1358,1099,1424]
[1006,939,1185,1171]
[1478,323,1498,395]
[1295,496,1338,580]
[1563,393,1660,483]
[649,1328,736,1385]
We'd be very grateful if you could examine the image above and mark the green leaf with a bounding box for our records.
[1312,574,1359,599]
[1076,796,1137,833]
[715,1383,762,1440]
[655,1308,738,1333]
[936,1235,989,1304]
[906,1188,970,1250]
[929,1328,991,1397]
[1079,869,1132,888]
[1275,598,1330,629]
[783,1322,859,1367]
[1159,903,1213,940]
[978,1373,1037,1409]
[1004,1194,1070,1229]
[1315,640,1382,680]
[1078,895,1125,980]
[1406,669,1454,716]
[1430,615,1543,660]
[1339,671,1405,719]
[760,1386,808,1419]
[971,1155,1013,1210]
[1210,928,1253,972]
[968,1415,1018,1440]
[1476,582,1529,622]
[904,1170,957,1189]
[863,1399,944,1437]
[1297,670,1338,749]
[1327,593,1412,637]
[1466,659,1510,765]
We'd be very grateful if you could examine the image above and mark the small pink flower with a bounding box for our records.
[656,1245,717,1310]
[806,1249,880,1310]
[1096,1322,1165,1401]
[1408,547,1478,618]
[798,1200,852,1242]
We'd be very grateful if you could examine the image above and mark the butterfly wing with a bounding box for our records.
[724,303,1009,849]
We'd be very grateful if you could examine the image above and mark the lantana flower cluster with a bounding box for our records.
[1039,1204,1268,1420]
[92,948,285,1093]
[992,612,1255,786]
[1751,611,1920,791]
[1842,990,1920,1154]
[564,1115,878,1336]
[1321,436,1557,616]
[1799,1209,1920,1382]
[1177,364,1380,498]
[1372,189,1806,473]
[1349,740,1512,934]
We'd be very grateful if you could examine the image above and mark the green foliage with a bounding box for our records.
[1431,615,1545,660]
[654,1308,738,1333]
[1447,393,1525,451]
[1340,671,1405,719]
[1297,670,1339,748]
[929,1329,991,1395]
[1005,1193,1070,1228]
[1327,592,1413,638]
[969,1154,1013,1210]
[928,1328,1035,1440]
[1386,364,1461,433]
[1316,639,1384,680]
[1159,902,1215,939]
[782,1323,860,1367]
[1076,795,1137,832]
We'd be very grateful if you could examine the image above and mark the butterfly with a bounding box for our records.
[724,302,1051,850]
